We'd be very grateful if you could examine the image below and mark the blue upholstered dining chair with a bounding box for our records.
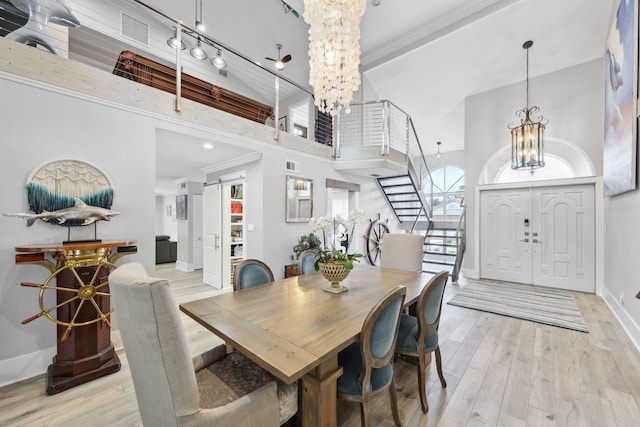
[297,249,317,275]
[337,286,407,427]
[233,259,274,291]
[395,270,449,413]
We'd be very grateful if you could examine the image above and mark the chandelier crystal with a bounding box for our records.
[509,40,547,174]
[303,0,366,114]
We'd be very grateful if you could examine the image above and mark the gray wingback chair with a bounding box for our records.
[109,262,297,427]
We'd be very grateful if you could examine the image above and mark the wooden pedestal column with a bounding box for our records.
[15,240,137,395]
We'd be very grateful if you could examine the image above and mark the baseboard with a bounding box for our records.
[0,347,56,388]
[462,267,479,281]
[603,287,640,353]
[175,260,194,272]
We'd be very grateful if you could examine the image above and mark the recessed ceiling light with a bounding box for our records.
[203,143,213,149]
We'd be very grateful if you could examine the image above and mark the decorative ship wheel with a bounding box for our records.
[364,216,389,265]
[20,248,116,342]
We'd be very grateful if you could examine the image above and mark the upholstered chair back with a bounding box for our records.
[379,233,424,272]
[109,262,200,427]
[419,270,449,332]
[234,259,274,290]
[297,250,317,275]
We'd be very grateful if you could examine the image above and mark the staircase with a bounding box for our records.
[376,158,430,232]
[335,100,466,281]
[423,223,458,275]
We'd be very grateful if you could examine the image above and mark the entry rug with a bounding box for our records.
[447,280,588,333]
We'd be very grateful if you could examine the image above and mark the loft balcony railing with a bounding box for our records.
[336,100,436,217]
[0,0,333,144]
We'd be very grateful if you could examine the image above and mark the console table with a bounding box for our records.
[284,263,299,278]
[15,240,137,394]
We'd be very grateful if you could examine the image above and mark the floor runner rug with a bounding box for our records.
[447,280,588,333]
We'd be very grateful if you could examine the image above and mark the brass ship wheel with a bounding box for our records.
[21,249,116,342]
[364,217,389,265]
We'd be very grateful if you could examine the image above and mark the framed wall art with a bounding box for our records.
[278,116,287,132]
[176,194,187,220]
[603,0,638,196]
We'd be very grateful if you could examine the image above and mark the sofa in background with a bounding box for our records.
[156,235,177,264]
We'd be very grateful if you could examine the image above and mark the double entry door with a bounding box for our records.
[480,183,595,292]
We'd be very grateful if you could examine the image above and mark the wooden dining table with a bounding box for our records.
[180,265,434,427]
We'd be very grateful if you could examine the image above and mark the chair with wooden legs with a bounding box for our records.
[337,286,407,427]
[109,262,297,427]
[395,270,449,413]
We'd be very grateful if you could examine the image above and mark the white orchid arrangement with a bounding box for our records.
[309,209,365,270]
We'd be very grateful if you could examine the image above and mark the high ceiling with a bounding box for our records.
[139,0,614,193]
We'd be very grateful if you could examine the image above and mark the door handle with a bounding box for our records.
[215,234,220,249]
[533,239,542,243]
[520,238,529,242]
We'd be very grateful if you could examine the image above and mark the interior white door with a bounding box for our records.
[531,185,595,292]
[480,183,595,292]
[192,194,204,270]
[203,184,222,288]
[480,189,532,283]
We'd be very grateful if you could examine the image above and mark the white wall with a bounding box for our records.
[604,186,640,347]
[155,193,178,240]
[0,77,156,386]
[206,150,394,280]
[463,58,605,278]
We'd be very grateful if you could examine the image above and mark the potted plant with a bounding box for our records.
[309,209,364,293]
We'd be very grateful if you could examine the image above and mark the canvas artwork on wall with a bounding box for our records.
[176,194,187,220]
[603,0,637,196]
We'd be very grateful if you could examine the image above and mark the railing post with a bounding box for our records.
[174,23,182,112]
[405,114,410,163]
[333,112,340,158]
[382,101,390,156]
[274,76,280,140]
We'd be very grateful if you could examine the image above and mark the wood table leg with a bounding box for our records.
[300,355,343,427]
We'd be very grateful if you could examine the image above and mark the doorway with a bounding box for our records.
[480,183,595,292]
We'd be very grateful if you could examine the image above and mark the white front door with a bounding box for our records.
[531,185,595,291]
[480,183,595,292]
[203,184,222,288]
[480,189,532,283]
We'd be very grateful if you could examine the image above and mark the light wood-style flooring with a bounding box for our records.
[1,264,640,426]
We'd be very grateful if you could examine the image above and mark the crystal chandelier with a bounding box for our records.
[303,0,366,114]
[509,40,548,174]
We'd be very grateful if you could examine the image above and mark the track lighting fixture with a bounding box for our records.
[167,28,186,50]
[212,49,227,69]
[190,37,207,60]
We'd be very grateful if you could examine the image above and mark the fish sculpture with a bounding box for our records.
[4,198,119,227]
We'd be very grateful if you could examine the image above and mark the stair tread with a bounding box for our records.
[424,251,457,256]
[422,259,455,266]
